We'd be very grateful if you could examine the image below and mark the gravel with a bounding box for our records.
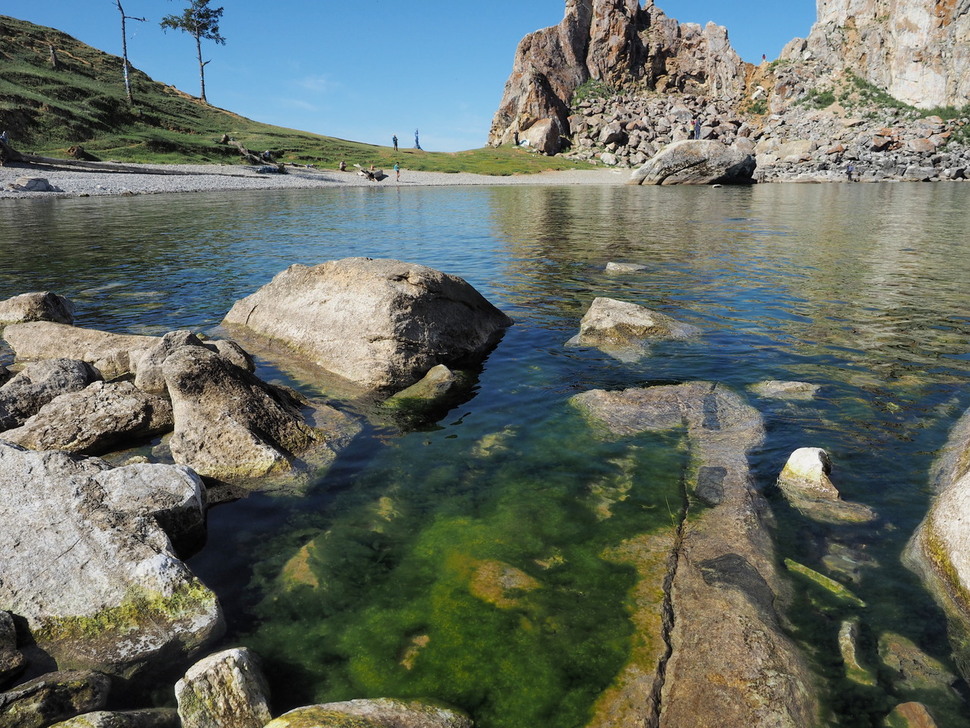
[0,162,626,199]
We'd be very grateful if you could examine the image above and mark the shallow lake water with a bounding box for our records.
[3,181,970,726]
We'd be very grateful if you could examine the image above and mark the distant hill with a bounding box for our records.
[0,15,589,174]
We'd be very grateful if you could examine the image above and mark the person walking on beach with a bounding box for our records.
[394,162,400,182]
[392,135,398,151]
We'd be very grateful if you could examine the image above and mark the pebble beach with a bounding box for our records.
[0,162,626,199]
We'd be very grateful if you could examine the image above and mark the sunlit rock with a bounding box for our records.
[749,380,820,400]
[566,297,699,361]
[628,140,756,186]
[776,448,878,524]
[0,291,74,326]
[175,648,271,728]
[0,358,101,431]
[264,699,472,728]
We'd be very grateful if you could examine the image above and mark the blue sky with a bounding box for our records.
[3,1,817,152]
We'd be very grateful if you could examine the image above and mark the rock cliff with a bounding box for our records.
[782,0,970,110]
[487,0,746,153]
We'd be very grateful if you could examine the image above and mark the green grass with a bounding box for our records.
[0,14,593,175]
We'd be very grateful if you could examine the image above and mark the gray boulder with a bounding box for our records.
[265,699,473,728]
[571,382,819,727]
[175,648,271,728]
[222,258,513,392]
[0,359,101,431]
[2,323,158,380]
[132,331,254,396]
[163,346,360,486]
[0,611,24,688]
[905,404,970,676]
[629,139,756,185]
[776,448,878,524]
[566,297,699,360]
[0,670,110,728]
[2,381,173,456]
[0,444,223,681]
[0,292,75,326]
[7,177,60,193]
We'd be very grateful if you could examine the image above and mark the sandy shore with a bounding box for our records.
[0,162,628,199]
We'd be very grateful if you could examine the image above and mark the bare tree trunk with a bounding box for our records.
[195,33,207,102]
[116,1,146,105]
[49,45,59,70]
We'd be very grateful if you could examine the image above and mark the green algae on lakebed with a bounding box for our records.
[240,412,689,728]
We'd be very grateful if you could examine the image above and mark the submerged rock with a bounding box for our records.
[265,699,473,728]
[175,648,271,728]
[2,323,158,380]
[222,258,513,391]
[0,359,101,431]
[2,381,173,456]
[566,297,699,360]
[163,346,359,486]
[571,382,819,727]
[0,444,223,681]
[776,448,878,524]
[749,380,821,400]
[0,292,75,326]
[605,262,648,273]
[628,140,756,186]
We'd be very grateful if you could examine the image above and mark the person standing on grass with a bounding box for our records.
[393,135,398,151]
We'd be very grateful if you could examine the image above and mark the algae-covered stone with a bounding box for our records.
[839,619,877,685]
[785,558,866,607]
[264,699,472,728]
[175,648,271,728]
[883,702,939,728]
[0,670,110,728]
[50,708,179,728]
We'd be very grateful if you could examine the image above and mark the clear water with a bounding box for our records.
[3,182,970,726]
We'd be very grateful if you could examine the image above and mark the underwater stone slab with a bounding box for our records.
[572,382,819,727]
[265,699,473,728]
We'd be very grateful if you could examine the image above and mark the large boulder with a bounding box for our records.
[905,404,970,676]
[2,381,173,456]
[0,359,101,431]
[571,382,819,727]
[0,292,75,326]
[628,140,756,185]
[162,346,360,486]
[265,699,473,728]
[174,648,271,728]
[0,670,110,728]
[222,258,513,392]
[2,323,158,380]
[0,444,223,681]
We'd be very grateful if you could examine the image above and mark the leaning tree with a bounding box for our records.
[160,0,225,103]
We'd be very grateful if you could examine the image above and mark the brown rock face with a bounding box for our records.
[488,0,747,151]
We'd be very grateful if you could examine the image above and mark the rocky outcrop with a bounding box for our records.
[2,323,158,380]
[265,699,473,728]
[488,0,746,153]
[223,258,512,392]
[2,381,173,456]
[782,0,970,110]
[571,382,819,727]
[0,359,101,431]
[175,648,271,728]
[0,292,74,326]
[163,346,359,486]
[629,139,756,184]
[0,444,223,681]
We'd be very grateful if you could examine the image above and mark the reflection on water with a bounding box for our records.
[3,182,970,725]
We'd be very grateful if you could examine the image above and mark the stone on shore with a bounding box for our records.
[0,359,101,431]
[2,323,158,380]
[566,297,699,360]
[628,140,756,186]
[175,648,271,728]
[0,444,224,681]
[132,330,254,396]
[776,448,878,524]
[48,708,180,728]
[571,382,819,727]
[0,670,111,728]
[222,258,513,392]
[2,381,173,456]
[0,292,75,326]
[162,346,359,486]
[264,699,473,728]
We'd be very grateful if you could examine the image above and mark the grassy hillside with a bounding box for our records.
[0,15,591,175]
